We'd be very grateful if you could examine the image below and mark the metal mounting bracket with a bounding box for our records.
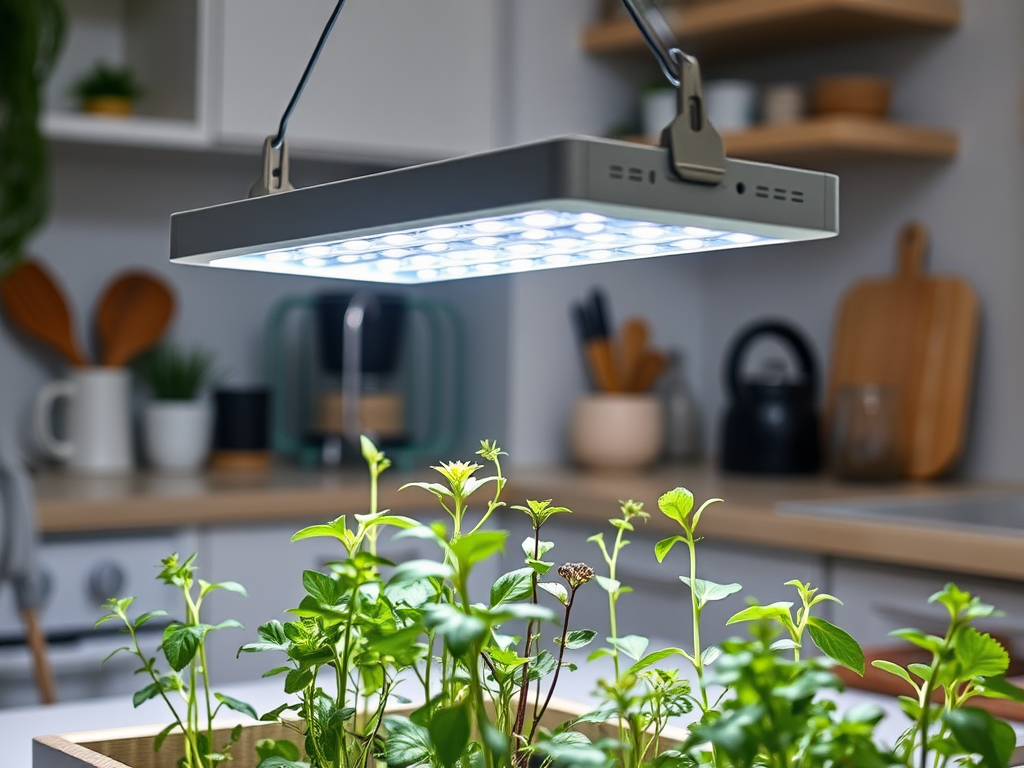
[620,0,726,185]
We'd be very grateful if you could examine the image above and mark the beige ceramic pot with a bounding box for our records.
[569,394,664,470]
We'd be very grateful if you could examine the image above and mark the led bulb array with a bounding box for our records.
[210,210,776,284]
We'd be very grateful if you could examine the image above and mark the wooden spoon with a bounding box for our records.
[0,261,89,366]
[96,272,175,366]
[619,317,650,391]
[632,350,668,393]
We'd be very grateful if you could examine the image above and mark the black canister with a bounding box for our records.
[720,321,821,474]
[213,389,270,451]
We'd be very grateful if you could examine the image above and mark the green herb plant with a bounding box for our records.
[99,554,255,768]
[137,344,217,399]
[240,436,423,768]
[873,584,1024,768]
[110,438,1024,768]
[72,61,145,101]
[0,0,64,276]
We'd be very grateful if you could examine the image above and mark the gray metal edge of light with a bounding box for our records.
[170,135,839,262]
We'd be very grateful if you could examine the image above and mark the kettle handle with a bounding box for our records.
[724,321,818,401]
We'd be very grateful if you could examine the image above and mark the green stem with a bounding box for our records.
[530,588,576,740]
[685,534,708,712]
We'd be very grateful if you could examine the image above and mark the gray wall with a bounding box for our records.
[4,0,1023,481]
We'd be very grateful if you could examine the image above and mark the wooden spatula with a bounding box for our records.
[96,272,175,366]
[0,261,88,366]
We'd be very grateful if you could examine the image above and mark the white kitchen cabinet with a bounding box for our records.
[216,0,503,162]
[44,0,214,149]
[829,560,1024,652]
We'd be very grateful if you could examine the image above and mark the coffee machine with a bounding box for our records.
[264,292,463,469]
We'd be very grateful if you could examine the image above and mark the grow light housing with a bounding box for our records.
[170,136,838,284]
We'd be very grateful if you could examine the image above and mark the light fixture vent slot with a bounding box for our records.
[628,167,644,182]
[609,164,625,179]
[756,185,770,199]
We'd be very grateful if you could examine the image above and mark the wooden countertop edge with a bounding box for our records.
[34,467,1024,581]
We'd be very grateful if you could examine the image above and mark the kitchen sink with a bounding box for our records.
[777,493,1024,536]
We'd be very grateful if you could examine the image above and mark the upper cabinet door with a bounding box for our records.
[217,0,502,162]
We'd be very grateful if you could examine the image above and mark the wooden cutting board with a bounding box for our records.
[827,223,979,479]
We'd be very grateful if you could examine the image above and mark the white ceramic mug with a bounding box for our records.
[34,367,134,474]
[569,394,664,471]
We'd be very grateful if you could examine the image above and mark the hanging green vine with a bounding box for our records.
[0,0,65,277]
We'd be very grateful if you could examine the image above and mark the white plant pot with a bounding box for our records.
[569,394,664,470]
[144,400,212,472]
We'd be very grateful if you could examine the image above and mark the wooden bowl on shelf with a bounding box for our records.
[812,75,892,119]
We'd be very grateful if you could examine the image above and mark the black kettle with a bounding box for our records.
[721,321,821,474]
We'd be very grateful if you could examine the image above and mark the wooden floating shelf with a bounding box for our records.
[621,116,958,169]
[584,0,961,61]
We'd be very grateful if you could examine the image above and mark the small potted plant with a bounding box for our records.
[71,62,144,117]
[137,344,215,472]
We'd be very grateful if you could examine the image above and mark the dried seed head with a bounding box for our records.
[558,562,595,590]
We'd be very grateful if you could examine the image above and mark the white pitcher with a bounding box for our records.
[34,368,134,474]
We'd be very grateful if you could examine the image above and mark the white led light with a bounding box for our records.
[427,227,458,240]
[522,229,551,240]
[473,220,506,233]
[631,226,666,240]
[211,210,776,284]
[551,238,585,250]
[522,213,559,228]
[628,245,659,256]
[683,227,714,238]
[452,249,495,263]
[507,243,538,255]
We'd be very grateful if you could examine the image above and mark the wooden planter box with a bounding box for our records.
[33,699,688,768]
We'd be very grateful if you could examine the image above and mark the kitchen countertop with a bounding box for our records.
[33,463,1024,581]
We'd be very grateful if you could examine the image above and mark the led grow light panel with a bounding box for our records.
[208,210,778,284]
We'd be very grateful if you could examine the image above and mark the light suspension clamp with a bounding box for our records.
[248,0,347,198]
[620,0,726,185]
